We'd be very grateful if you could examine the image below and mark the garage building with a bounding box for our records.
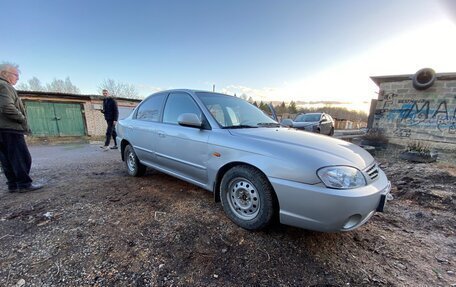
[18,91,141,138]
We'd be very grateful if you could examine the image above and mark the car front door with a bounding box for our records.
[320,114,330,134]
[154,92,210,186]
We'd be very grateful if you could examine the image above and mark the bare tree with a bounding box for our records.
[46,77,80,94]
[16,77,46,91]
[98,79,138,99]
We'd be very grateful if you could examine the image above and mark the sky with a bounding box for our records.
[1,0,455,113]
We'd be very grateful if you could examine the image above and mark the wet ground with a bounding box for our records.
[0,142,455,286]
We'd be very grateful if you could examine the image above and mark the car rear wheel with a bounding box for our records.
[220,165,275,230]
[329,127,334,136]
[124,144,146,177]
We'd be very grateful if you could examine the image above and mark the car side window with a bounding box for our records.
[136,93,166,121]
[163,92,201,124]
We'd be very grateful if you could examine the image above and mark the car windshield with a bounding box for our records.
[196,92,278,128]
[295,114,321,122]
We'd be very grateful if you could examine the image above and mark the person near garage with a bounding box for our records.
[100,89,119,151]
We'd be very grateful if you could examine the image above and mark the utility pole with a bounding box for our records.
[212,84,215,92]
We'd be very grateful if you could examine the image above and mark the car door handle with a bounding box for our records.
[157,131,166,137]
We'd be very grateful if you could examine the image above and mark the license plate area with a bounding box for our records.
[376,181,392,212]
[377,194,387,212]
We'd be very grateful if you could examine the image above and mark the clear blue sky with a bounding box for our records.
[2,0,455,111]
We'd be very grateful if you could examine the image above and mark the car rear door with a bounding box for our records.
[154,92,210,185]
[127,93,167,165]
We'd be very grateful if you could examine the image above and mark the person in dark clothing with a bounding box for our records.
[0,62,43,193]
[101,89,119,151]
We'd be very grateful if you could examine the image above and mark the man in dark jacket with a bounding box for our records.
[101,89,119,151]
[0,62,43,192]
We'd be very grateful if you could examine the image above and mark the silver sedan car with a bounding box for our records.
[116,90,391,232]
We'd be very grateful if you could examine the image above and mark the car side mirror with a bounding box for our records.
[281,119,293,127]
[178,113,203,128]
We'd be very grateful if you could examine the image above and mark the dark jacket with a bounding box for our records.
[0,76,28,133]
[102,97,119,121]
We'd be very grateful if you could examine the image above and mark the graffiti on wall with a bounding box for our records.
[393,128,412,138]
[374,92,398,117]
[374,92,456,140]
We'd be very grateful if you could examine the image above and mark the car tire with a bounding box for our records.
[329,127,334,136]
[412,68,436,90]
[124,144,146,177]
[220,165,275,230]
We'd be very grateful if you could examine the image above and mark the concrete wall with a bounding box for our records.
[372,77,456,149]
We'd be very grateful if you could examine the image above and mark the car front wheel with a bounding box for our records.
[220,165,275,230]
[124,144,146,177]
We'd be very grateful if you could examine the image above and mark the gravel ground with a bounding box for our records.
[0,142,455,286]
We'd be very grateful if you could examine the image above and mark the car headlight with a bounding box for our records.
[317,166,367,189]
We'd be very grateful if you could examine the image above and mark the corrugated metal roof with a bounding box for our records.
[17,90,143,102]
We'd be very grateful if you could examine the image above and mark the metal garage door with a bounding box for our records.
[25,101,86,137]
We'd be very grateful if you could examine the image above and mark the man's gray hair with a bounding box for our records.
[0,62,20,73]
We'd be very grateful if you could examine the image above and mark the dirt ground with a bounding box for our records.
[0,142,455,287]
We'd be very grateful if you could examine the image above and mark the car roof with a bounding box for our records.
[149,89,230,97]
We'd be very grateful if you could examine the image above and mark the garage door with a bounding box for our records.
[25,101,86,137]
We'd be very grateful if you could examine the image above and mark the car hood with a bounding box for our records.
[228,127,373,169]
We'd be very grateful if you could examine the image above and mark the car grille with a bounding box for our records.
[364,163,379,182]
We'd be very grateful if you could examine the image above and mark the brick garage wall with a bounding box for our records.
[84,99,106,137]
[85,98,139,137]
[371,75,456,150]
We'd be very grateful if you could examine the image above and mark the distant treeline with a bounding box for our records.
[252,100,368,122]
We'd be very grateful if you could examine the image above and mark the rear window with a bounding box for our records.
[136,93,166,121]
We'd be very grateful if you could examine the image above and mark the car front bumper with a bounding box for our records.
[269,170,391,232]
